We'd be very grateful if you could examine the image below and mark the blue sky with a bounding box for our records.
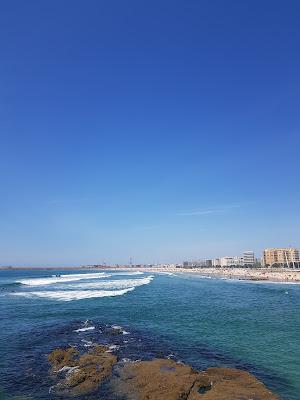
[0,1,300,266]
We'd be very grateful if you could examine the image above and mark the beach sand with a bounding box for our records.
[108,266,300,283]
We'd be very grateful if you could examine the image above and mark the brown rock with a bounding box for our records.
[201,367,279,400]
[48,344,117,397]
[48,347,79,371]
[110,359,279,400]
[111,359,210,400]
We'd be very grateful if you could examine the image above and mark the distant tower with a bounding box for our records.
[129,257,133,267]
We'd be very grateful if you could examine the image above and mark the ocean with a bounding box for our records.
[0,269,299,399]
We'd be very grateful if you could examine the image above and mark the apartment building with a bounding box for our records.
[212,251,255,267]
[212,258,221,267]
[182,259,212,268]
[263,248,300,267]
[243,251,255,266]
[219,256,244,267]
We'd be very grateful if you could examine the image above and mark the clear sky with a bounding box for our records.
[0,1,300,266]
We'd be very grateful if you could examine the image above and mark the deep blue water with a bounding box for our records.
[0,269,299,399]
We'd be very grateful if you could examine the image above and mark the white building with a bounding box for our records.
[212,258,221,267]
[219,256,244,267]
[209,251,256,268]
[183,260,208,268]
[243,251,255,266]
[220,257,234,267]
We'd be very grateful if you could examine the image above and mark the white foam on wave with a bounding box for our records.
[108,344,120,351]
[81,339,94,347]
[155,271,177,276]
[12,287,135,301]
[194,275,212,279]
[111,324,131,335]
[17,272,110,286]
[110,271,144,276]
[74,326,95,332]
[243,279,300,286]
[111,324,122,329]
[58,366,79,374]
[63,276,154,290]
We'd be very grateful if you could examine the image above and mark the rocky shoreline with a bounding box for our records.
[0,320,283,399]
[47,330,279,399]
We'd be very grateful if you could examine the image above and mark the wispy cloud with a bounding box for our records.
[177,204,241,217]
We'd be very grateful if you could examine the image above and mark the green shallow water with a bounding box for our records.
[0,269,299,399]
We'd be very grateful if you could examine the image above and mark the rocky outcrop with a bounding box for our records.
[48,345,117,397]
[111,358,209,400]
[201,367,279,399]
[48,347,79,371]
[111,359,279,400]
[47,347,279,399]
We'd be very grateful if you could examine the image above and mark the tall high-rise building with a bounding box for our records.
[243,251,255,266]
[263,248,299,267]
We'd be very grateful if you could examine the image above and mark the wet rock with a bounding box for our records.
[110,359,279,400]
[48,345,117,397]
[48,348,79,371]
[201,367,279,399]
[107,325,124,335]
[47,345,279,400]
[111,359,211,400]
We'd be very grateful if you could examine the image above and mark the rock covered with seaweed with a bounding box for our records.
[48,345,117,396]
[48,345,279,399]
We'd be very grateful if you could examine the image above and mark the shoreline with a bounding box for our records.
[108,266,300,283]
[1,265,300,283]
[0,266,86,271]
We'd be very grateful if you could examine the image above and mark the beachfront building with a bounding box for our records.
[205,259,213,267]
[213,257,239,267]
[182,260,212,268]
[243,251,255,267]
[220,257,234,267]
[219,256,244,267]
[212,251,255,267]
[263,248,300,268]
[212,258,221,267]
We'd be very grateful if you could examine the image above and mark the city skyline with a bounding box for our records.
[1,1,300,266]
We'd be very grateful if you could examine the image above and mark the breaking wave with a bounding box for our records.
[12,287,135,301]
[61,276,154,290]
[155,271,177,276]
[12,271,154,302]
[109,271,144,276]
[17,272,110,286]
[74,326,95,332]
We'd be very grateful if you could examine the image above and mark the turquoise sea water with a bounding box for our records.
[0,269,299,399]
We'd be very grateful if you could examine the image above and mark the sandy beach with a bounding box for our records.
[1,265,300,283]
[107,266,300,283]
